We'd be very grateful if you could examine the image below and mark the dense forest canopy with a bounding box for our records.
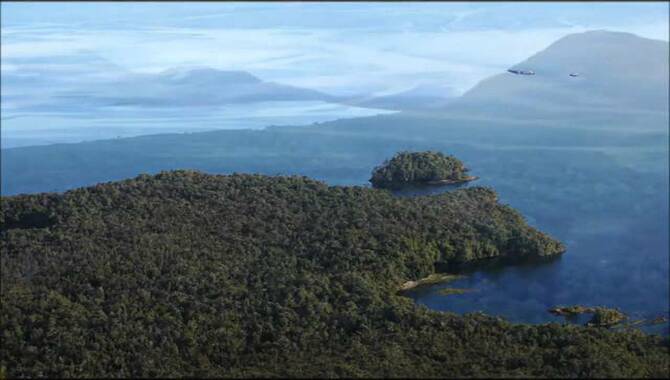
[1,171,667,378]
[370,151,473,189]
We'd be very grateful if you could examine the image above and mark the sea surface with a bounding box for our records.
[0,101,396,149]
[395,146,669,335]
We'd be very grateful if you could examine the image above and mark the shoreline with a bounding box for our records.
[425,175,479,186]
[399,273,464,292]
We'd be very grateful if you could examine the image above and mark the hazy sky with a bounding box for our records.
[2,2,668,96]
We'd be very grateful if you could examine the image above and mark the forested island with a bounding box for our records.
[370,151,477,189]
[1,170,668,378]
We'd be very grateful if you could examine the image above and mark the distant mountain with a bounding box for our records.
[158,67,262,86]
[67,67,338,108]
[2,61,338,112]
[344,84,459,111]
[442,30,669,126]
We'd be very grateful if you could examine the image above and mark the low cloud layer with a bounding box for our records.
[2,2,668,96]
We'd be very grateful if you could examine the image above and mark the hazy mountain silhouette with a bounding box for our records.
[72,67,337,107]
[2,60,338,111]
[441,30,669,126]
[344,84,459,111]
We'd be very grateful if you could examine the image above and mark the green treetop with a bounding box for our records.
[370,151,473,189]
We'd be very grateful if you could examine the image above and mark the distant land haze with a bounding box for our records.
[83,67,337,106]
[2,30,667,119]
[3,30,668,195]
[2,57,451,111]
[0,63,396,149]
[442,31,669,126]
[1,30,668,151]
[2,64,335,111]
[343,83,460,111]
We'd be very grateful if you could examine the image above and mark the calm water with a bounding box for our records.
[2,109,668,334]
[0,101,396,149]
[395,146,669,334]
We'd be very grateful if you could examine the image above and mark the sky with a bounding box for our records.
[1,1,669,96]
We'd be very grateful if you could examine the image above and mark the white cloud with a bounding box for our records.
[1,9,668,96]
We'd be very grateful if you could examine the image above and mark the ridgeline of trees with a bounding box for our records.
[370,151,475,189]
[1,171,667,378]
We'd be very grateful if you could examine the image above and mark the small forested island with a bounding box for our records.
[370,151,477,189]
[1,170,668,378]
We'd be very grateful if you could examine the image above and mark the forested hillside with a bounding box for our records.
[370,151,473,189]
[1,171,667,378]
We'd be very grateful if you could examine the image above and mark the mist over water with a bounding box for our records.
[0,101,395,149]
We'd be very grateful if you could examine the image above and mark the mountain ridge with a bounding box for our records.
[438,30,669,125]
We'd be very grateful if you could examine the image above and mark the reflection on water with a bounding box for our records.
[397,152,669,336]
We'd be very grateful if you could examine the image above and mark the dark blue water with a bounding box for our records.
[396,146,669,334]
